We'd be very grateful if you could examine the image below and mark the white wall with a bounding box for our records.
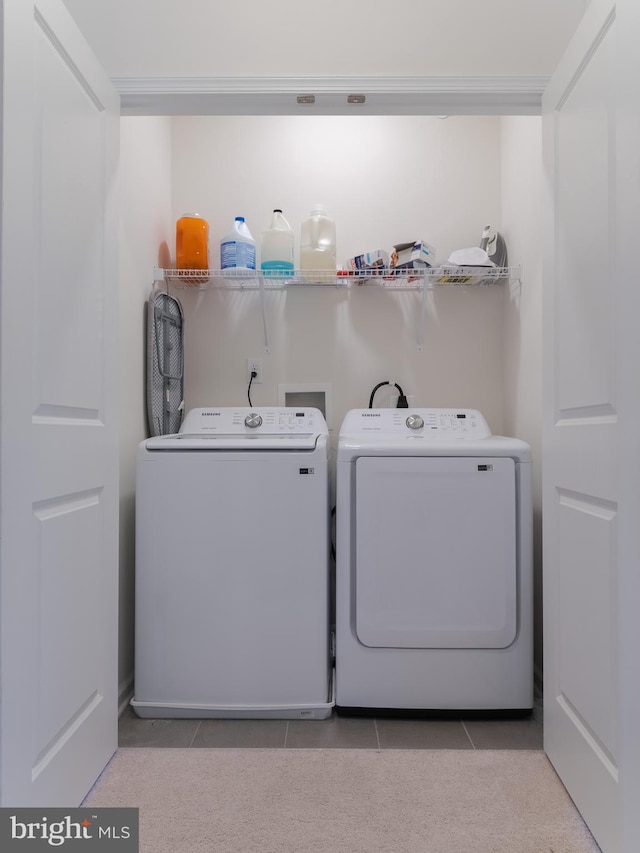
[169,116,507,448]
[62,0,585,79]
[500,116,543,676]
[118,116,173,707]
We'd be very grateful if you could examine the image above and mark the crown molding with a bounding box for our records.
[113,75,549,116]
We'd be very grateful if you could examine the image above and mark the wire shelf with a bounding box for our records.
[157,266,520,290]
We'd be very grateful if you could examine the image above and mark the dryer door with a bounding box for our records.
[355,456,517,649]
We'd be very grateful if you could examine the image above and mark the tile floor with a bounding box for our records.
[119,707,543,751]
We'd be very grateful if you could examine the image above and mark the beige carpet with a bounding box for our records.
[83,748,601,853]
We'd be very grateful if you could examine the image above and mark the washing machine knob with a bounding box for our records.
[406,414,424,430]
[244,413,263,428]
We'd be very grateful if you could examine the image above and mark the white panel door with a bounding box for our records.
[613,2,640,849]
[0,0,119,805]
[542,1,620,849]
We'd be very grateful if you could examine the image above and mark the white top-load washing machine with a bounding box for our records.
[132,407,333,719]
[335,408,533,715]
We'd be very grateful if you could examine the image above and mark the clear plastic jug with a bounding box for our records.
[300,205,336,272]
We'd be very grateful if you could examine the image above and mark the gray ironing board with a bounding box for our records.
[147,288,184,436]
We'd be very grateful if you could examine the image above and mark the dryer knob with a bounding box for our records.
[244,413,263,428]
[406,414,424,430]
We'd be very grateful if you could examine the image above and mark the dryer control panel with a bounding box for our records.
[340,408,492,439]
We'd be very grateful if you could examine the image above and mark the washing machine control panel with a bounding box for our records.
[341,408,492,439]
[179,407,328,436]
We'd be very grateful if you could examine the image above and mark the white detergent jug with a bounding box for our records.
[261,209,294,275]
[220,216,256,270]
[300,205,336,272]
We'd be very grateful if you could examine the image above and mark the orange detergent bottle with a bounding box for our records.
[176,214,209,275]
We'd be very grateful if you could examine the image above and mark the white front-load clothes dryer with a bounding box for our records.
[335,408,533,715]
[132,407,333,719]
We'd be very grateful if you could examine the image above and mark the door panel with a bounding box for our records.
[542,1,618,849]
[34,492,104,756]
[557,493,617,757]
[35,23,107,411]
[0,0,119,806]
[556,32,614,414]
[355,456,517,649]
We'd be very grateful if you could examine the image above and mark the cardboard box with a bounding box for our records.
[390,240,437,269]
[346,249,390,274]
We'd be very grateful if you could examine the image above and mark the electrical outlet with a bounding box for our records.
[246,358,262,384]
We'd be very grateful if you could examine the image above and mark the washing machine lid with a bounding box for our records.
[338,408,531,461]
[145,407,328,451]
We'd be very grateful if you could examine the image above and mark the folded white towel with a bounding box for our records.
[447,247,495,267]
